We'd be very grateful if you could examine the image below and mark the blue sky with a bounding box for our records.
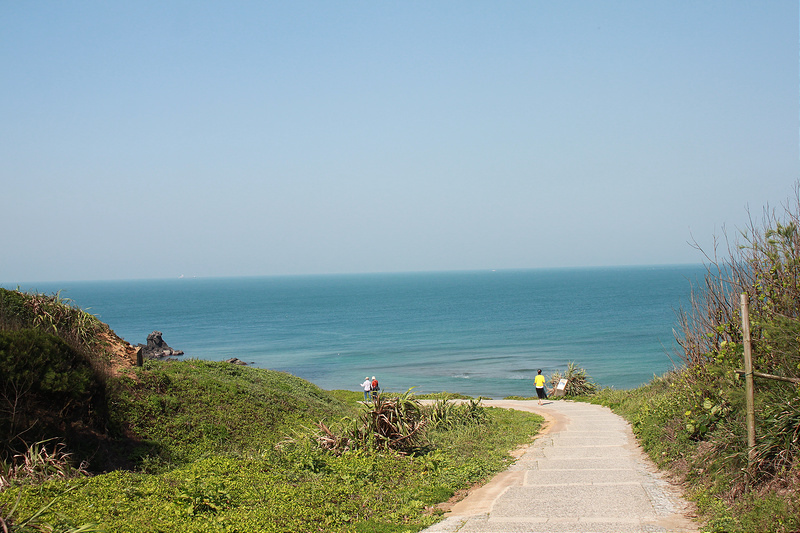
[2,1,798,282]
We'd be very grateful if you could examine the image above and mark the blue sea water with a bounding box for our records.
[5,266,705,399]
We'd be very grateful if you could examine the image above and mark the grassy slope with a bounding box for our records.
[0,288,544,532]
[1,358,542,532]
[109,359,357,467]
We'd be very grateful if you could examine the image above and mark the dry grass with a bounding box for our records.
[0,440,89,492]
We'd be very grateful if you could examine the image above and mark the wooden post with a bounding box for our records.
[740,293,756,457]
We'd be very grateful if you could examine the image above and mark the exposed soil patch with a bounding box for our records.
[96,330,138,376]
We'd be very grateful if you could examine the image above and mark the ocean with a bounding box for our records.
[4,265,705,399]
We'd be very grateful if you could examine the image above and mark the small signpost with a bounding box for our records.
[554,378,568,397]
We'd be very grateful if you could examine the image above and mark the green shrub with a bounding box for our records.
[0,329,102,459]
[0,289,32,329]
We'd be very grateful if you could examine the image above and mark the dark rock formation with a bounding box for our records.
[225,357,248,366]
[137,331,184,360]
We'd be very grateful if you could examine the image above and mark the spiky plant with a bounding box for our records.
[317,389,427,454]
[549,362,596,397]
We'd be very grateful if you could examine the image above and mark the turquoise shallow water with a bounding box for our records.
[5,265,705,398]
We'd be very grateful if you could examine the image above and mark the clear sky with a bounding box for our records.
[2,1,798,283]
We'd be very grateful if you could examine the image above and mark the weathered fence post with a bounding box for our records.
[740,293,756,458]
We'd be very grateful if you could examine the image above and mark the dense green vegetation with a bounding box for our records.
[585,190,800,532]
[0,289,118,470]
[0,288,542,532]
[0,329,99,448]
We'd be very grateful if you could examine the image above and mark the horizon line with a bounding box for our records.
[2,262,706,287]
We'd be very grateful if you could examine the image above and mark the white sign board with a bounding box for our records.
[556,378,568,391]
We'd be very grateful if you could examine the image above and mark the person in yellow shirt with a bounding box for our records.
[534,369,547,405]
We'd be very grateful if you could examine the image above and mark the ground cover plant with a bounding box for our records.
[1,384,541,532]
[108,359,355,469]
[0,289,543,532]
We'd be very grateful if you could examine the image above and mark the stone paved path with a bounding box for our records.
[422,400,698,533]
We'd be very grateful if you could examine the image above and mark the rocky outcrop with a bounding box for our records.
[138,331,184,360]
[225,357,248,366]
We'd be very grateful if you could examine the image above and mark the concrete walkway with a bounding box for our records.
[422,400,698,533]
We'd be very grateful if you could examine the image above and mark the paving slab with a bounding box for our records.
[421,400,698,533]
[543,437,627,446]
[525,458,637,470]
[525,468,642,485]
[491,484,655,518]
[537,445,626,459]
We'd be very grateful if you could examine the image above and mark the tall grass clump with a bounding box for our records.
[0,289,107,354]
[423,398,488,429]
